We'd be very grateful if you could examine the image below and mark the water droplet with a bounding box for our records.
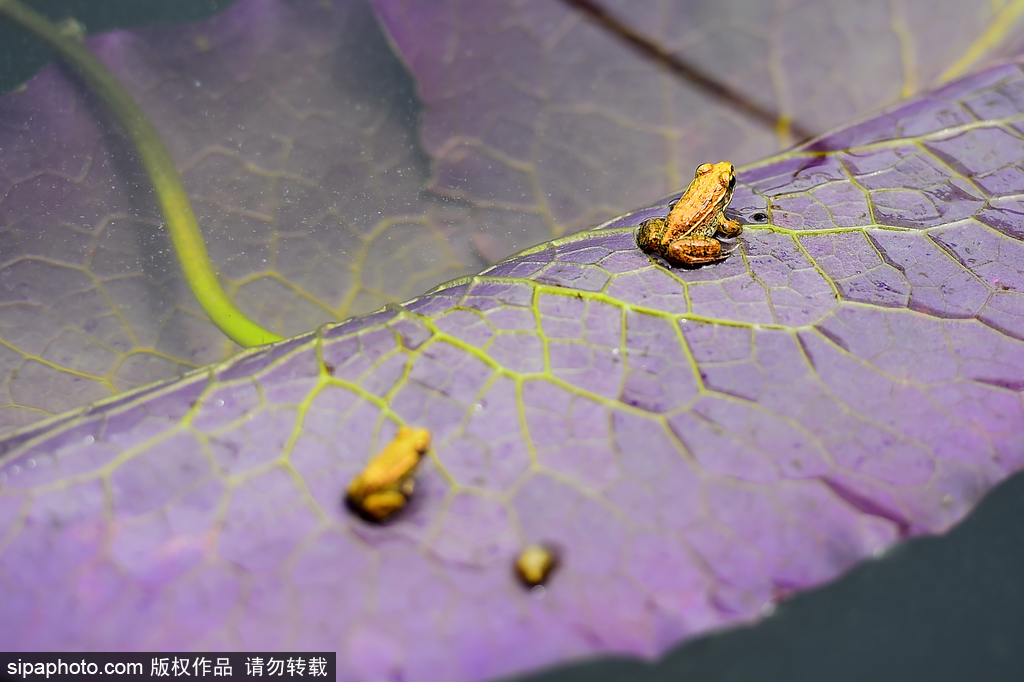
[611,348,620,355]
[473,404,483,413]
[761,602,776,617]
[215,399,225,408]
[84,435,95,445]
[26,459,35,469]
[531,585,546,599]
[10,465,19,476]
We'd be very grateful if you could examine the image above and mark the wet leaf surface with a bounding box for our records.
[2,1,1024,680]
[5,43,1024,679]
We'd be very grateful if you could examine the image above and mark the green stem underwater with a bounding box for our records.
[0,0,282,348]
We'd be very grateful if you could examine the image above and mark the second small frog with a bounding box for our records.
[636,161,743,267]
[346,426,430,522]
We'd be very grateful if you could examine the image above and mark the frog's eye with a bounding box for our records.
[724,174,736,189]
[695,163,714,176]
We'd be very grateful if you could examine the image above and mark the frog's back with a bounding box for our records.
[667,183,722,236]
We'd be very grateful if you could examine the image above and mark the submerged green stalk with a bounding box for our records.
[0,0,282,347]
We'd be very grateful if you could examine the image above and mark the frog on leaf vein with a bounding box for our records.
[346,426,430,522]
[636,161,743,266]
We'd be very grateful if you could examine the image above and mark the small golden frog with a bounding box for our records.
[636,161,742,266]
[346,426,431,522]
[515,544,558,587]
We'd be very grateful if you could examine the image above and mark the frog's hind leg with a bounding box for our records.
[666,236,724,266]
[347,490,408,522]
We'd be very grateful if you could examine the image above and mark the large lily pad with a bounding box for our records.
[4,36,1024,679]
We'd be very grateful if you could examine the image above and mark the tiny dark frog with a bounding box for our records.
[636,161,743,267]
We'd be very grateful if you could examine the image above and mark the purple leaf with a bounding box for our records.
[3,0,1024,680]
[5,34,1024,679]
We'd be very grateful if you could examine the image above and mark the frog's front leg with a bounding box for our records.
[666,236,725,266]
[714,215,743,239]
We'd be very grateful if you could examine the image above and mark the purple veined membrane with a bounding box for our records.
[3,0,1024,680]
[5,51,1024,679]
